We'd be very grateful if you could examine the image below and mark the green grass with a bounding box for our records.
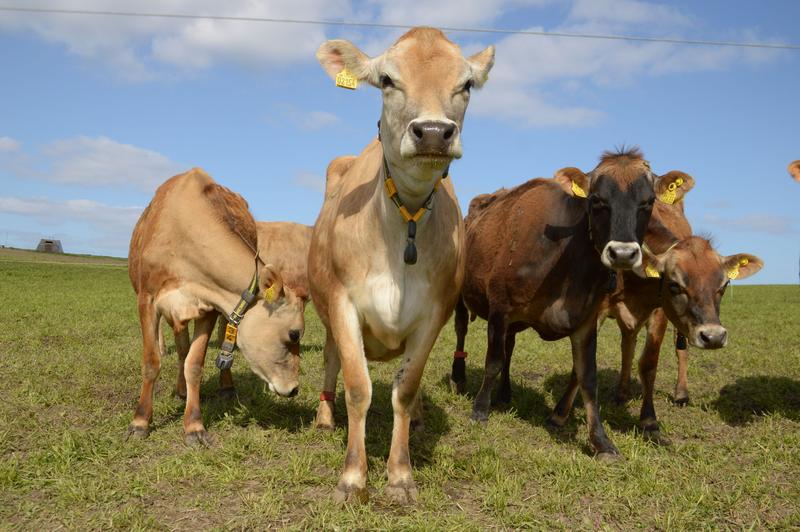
[1,252,799,529]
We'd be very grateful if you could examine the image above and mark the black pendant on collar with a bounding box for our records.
[404,219,418,264]
[607,271,617,292]
[675,332,688,350]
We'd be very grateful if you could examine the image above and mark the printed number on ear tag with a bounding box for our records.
[264,285,277,303]
[645,264,661,278]
[335,68,358,90]
[727,265,740,280]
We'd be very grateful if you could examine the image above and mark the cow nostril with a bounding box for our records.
[288,386,299,398]
[608,247,618,260]
[700,331,711,345]
[289,329,301,343]
[443,123,455,140]
[412,124,423,140]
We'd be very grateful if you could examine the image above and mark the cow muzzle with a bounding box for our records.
[693,324,728,349]
[601,241,642,270]
[401,119,461,159]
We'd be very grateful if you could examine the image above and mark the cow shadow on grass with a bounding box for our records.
[710,375,800,426]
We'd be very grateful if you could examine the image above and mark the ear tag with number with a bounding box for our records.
[335,68,358,90]
[727,258,749,280]
[645,264,661,278]
[658,177,685,205]
[264,284,277,303]
[571,180,587,198]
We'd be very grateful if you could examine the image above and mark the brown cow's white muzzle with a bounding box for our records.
[692,324,728,349]
[401,118,462,159]
[601,241,642,270]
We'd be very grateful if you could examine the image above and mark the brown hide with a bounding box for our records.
[256,221,312,299]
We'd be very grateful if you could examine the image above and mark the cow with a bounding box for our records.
[127,169,305,446]
[593,234,763,443]
[449,148,680,459]
[789,160,800,183]
[308,27,495,504]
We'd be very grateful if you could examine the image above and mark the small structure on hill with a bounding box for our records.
[36,239,64,253]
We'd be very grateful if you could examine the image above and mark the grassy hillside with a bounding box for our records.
[1,257,798,529]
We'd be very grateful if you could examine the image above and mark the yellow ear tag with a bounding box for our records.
[264,284,277,303]
[726,264,740,280]
[658,181,678,205]
[224,323,238,344]
[335,68,358,90]
[571,180,587,198]
[645,264,661,278]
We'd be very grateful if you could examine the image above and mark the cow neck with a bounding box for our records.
[583,209,618,293]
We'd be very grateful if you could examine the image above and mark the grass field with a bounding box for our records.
[1,249,799,529]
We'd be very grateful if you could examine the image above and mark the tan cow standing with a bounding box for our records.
[128,169,305,446]
[309,27,494,504]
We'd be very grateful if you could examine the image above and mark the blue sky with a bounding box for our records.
[0,0,798,284]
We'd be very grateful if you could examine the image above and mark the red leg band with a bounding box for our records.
[320,391,335,402]
[454,351,468,359]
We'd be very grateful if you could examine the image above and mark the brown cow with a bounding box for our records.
[450,148,684,459]
[309,27,494,503]
[128,169,305,446]
[789,160,800,183]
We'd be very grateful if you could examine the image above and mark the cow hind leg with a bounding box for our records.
[548,369,579,427]
[639,311,670,445]
[449,297,469,395]
[471,312,507,423]
[315,328,341,430]
[495,330,517,406]
[615,325,638,404]
[128,296,161,439]
[182,311,218,447]
[673,331,690,406]
[174,325,190,401]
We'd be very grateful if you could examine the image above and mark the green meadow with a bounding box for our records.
[1,249,799,529]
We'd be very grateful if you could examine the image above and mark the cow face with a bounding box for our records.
[317,28,494,186]
[557,151,694,271]
[789,160,800,183]
[236,265,305,397]
[639,238,763,349]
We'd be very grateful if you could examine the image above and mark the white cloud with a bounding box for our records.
[268,106,342,131]
[702,213,798,235]
[293,171,325,193]
[567,0,692,30]
[0,137,21,153]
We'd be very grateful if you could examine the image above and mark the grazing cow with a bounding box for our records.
[789,160,800,183]
[450,148,682,459]
[309,27,494,503]
[128,169,305,446]
[592,234,763,442]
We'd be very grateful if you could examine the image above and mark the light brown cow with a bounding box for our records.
[128,169,305,446]
[789,160,800,183]
[309,27,494,504]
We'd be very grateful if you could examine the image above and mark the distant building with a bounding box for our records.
[36,239,64,253]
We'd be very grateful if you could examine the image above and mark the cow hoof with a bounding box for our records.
[470,409,489,425]
[333,485,369,505]
[410,418,425,433]
[643,427,672,446]
[126,425,149,440]
[385,482,418,505]
[672,396,689,407]
[184,430,212,448]
[613,392,629,405]
[546,413,567,428]
[449,377,466,395]
[596,451,623,462]
[217,387,236,400]
[315,402,336,430]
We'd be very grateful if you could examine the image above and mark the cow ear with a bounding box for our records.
[554,167,590,198]
[789,160,800,183]
[259,264,285,303]
[634,245,667,279]
[654,171,695,205]
[722,253,763,281]
[316,39,379,87]
[467,45,495,88]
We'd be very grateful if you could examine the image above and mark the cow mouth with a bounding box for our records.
[409,153,452,165]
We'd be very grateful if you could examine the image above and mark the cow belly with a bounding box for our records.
[156,288,214,327]
[351,271,427,354]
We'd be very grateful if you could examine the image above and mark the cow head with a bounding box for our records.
[317,28,494,194]
[556,149,695,271]
[638,237,763,349]
[236,265,305,397]
[789,160,800,183]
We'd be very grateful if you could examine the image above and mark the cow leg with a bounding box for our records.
[386,318,442,504]
[215,317,236,399]
[315,327,340,430]
[615,324,638,404]
[330,302,370,504]
[548,369,578,426]
[174,325,190,401]
[128,296,161,439]
[495,329,517,406]
[674,330,690,406]
[573,320,619,458]
[471,312,507,423]
[182,311,218,447]
[449,297,469,394]
[639,310,670,445]
[158,317,168,359]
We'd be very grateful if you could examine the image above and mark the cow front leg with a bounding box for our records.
[128,295,161,439]
[496,329,518,406]
[615,324,638,404]
[674,330,690,406]
[449,297,469,394]
[640,310,670,445]
[174,326,190,401]
[572,320,619,459]
[330,302,370,504]
[471,312,507,423]
[315,328,341,430]
[182,311,217,447]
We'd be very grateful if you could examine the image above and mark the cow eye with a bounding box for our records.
[380,74,395,89]
[668,281,683,295]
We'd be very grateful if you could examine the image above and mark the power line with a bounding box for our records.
[1,5,798,51]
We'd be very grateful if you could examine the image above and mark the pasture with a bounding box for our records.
[1,249,798,529]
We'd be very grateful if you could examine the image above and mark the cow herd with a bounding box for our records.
[126,27,766,504]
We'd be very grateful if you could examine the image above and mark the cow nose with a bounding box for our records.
[409,120,456,154]
[602,242,642,269]
[697,326,727,349]
[289,329,301,343]
[287,386,299,398]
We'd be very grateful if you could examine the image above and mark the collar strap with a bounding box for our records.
[215,258,261,371]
